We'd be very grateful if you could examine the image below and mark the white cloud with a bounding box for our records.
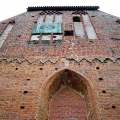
[0,0,120,21]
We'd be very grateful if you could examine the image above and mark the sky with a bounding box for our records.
[0,0,120,21]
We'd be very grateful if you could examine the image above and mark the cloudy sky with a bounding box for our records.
[0,0,120,21]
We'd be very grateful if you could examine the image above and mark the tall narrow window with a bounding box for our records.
[73,16,85,38]
[0,23,13,48]
[82,14,97,39]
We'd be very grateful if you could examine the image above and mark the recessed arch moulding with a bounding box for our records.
[37,68,99,120]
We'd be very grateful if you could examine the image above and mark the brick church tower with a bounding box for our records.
[0,6,120,120]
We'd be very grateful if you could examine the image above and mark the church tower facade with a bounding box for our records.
[0,6,120,120]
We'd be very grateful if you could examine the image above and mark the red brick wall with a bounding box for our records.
[48,87,87,120]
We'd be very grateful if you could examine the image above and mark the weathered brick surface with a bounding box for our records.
[49,87,87,120]
[0,9,120,120]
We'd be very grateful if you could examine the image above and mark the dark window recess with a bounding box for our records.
[91,15,96,17]
[9,20,15,24]
[116,19,120,24]
[73,16,81,22]
[64,30,74,36]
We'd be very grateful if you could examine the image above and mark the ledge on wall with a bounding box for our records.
[27,6,99,12]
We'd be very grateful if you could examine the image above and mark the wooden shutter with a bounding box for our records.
[55,15,62,23]
[0,24,13,48]
[45,15,54,23]
[37,16,44,24]
[82,14,97,39]
[74,22,85,38]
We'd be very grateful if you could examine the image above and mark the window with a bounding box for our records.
[73,16,81,22]
[74,22,85,38]
[64,30,74,36]
[0,23,14,48]
[82,14,97,39]
[73,13,97,39]
[116,19,120,24]
[32,14,62,34]
[73,16,85,38]
[30,13,63,45]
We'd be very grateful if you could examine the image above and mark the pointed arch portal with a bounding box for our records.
[39,69,98,120]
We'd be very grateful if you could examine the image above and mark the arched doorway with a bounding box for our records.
[39,69,98,120]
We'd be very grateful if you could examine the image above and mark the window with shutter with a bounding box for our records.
[0,23,13,48]
[82,14,97,39]
[30,13,63,45]
[73,16,85,38]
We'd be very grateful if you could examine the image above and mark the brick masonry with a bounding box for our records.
[0,8,120,120]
